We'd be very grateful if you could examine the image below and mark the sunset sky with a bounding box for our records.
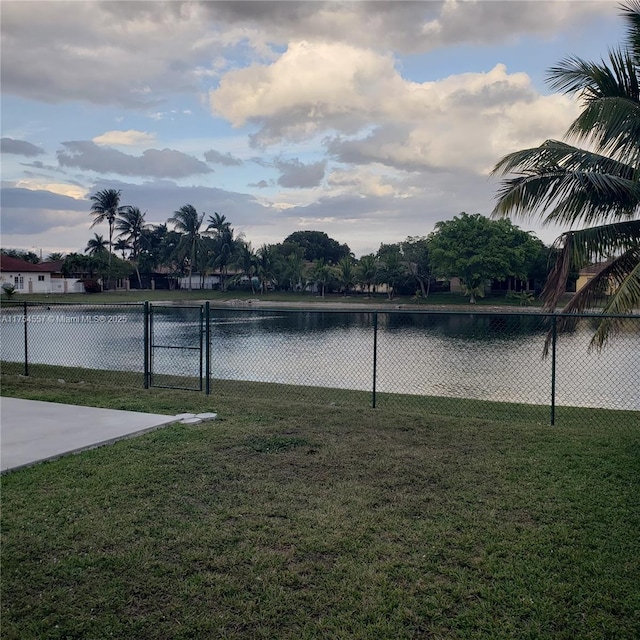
[0,0,626,258]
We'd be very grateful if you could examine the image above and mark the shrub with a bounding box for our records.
[82,279,102,294]
[1,283,17,299]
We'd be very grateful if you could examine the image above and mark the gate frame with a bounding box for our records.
[146,302,206,392]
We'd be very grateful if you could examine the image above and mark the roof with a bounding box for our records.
[578,260,614,276]
[0,255,64,273]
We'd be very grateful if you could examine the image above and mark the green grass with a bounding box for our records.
[1,377,639,639]
[2,289,553,307]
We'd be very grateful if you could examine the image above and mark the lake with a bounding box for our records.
[1,305,639,411]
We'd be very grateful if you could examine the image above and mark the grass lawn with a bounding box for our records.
[1,289,550,308]
[1,376,639,639]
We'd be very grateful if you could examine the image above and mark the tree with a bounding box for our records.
[47,252,65,262]
[213,227,239,292]
[400,236,433,297]
[377,244,408,300]
[492,1,640,346]
[90,188,123,288]
[280,251,306,291]
[116,206,146,260]
[167,204,205,291]
[309,259,334,297]
[256,244,277,294]
[358,254,379,297]
[336,256,356,296]
[0,249,40,264]
[233,241,258,294]
[284,230,351,264]
[113,238,131,259]
[115,206,147,288]
[206,212,231,235]
[429,213,540,303]
[85,233,108,256]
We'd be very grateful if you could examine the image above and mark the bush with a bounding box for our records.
[82,279,102,294]
[1,283,17,299]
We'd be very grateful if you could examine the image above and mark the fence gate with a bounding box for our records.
[146,303,210,393]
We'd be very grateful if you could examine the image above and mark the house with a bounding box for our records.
[0,254,84,294]
[576,262,615,294]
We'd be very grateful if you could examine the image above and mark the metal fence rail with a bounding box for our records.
[1,301,638,425]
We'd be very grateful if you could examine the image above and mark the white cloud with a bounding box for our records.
[92,130,156,147]
[211,42,579,173]
[15,179,87,200]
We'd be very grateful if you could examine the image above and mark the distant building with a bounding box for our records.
[576,262,615,294]
[0,254,83,294]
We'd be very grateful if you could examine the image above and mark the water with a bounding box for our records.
[1,305,639,410]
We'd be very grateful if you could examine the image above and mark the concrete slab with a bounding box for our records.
[1,397,177,473]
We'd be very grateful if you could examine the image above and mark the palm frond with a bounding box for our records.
[492,139,640,227]
[622,1,640,65]
[565,95,640,164]
[591,249,640,346]
[541,220,640,309]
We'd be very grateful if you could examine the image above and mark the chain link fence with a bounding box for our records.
[1,301,638,425]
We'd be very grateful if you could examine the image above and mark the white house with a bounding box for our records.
[0,255,84,294]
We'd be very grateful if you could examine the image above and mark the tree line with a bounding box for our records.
[2,189,557,303]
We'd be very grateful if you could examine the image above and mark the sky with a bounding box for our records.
[0,0,628,259]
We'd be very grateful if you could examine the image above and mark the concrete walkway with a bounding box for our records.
[1,398,178,473]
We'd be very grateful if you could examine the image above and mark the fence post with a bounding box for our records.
[143,301,150,389]
[205,302,211,395]
[550,315,557,426]
[372,311,378,409]
[23,301,29,376]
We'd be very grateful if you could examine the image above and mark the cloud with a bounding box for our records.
[1,1,613,108]
[204,1,612,53]
[0,186,88,212]
[0,186,89,236]
[0,2,217,107]
[211,41,578,173]
[204,149,244,166]
[92,130,156,147]
[249,180,270,189]
[210,41,396,145]
[1,138,45,157]
[275,158,327,188]
[56,141,214,179]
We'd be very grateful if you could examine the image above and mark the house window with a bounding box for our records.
[14,276,24,290]
[38,275,45,282]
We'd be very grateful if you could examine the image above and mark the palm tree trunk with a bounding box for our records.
[107,222,113,290]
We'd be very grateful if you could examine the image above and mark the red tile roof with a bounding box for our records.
[0,254,63,273]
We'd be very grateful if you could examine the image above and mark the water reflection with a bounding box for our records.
[1,306,638,410]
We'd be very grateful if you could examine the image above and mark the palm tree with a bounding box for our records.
[206,212,231,235]
[85,233,108,256]
[116,206,147,288]
[309,259,333,297]
[213,227,238,292]
[233,242,258,293]
[47,252,65,262]
[204,212,238,291]
[116,206,146,259]
[358,254,379,297]
[256,244,276,294]
[90,188,123,288]
[114,238,131,259]
[337,256,356,296]
[492,1,640,347]
[277,251,305,291]
[167,204,205,291]
[378,249,407,301]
